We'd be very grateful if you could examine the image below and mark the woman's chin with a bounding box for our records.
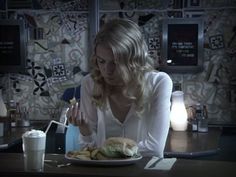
[105,80,117,85]
[105,78,121,86]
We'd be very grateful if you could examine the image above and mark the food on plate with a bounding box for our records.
[101,137,139,158]
[67,149,92,160]
[66,137,139,160]
[69,97,77,105]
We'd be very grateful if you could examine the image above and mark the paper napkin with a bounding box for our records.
[144,156,177,170]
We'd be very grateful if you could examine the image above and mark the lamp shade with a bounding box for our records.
[170,91,188,131]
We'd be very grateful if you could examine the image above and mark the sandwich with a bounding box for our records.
[100,137,139,158]
[90,137,139,160]
[67,137,139,160]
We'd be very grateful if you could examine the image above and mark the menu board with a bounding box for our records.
[161,18,203,73]
[167,24,198,66]
[0,25,21,65]
[0,20,26,73]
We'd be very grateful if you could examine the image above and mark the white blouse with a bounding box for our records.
[79,71,173,157]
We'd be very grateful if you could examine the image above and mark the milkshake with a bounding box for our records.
[22,129,46,172]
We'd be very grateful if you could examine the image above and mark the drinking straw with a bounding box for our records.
[45,120,69,134]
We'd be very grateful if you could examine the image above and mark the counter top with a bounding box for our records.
[0,153,235,177]
[164,128,222,158]
[0,123,222,158]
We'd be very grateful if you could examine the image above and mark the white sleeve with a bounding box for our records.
[138,72,173,157]
[79,74,98,148]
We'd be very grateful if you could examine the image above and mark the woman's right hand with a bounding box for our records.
[66,102,91,136]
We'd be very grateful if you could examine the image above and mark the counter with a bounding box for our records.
[0,153,235,177]
[164,128,221,158]
[0,123,222,158]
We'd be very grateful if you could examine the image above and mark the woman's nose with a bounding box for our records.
[105,62,116,75]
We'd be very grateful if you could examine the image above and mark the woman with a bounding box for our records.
[68,18,173,157]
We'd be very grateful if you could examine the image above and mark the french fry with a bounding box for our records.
[75,154,91,160]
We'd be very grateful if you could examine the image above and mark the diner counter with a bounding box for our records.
[0,153,235,177]
[0,123,222,158]
[164,128,221,158]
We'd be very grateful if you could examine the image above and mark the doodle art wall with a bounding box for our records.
[0,0,89,120]
[0,0,235,125]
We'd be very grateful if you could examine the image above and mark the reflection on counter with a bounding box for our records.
[164,128,221,158]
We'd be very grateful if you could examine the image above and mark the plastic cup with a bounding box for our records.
[22,129,46,172]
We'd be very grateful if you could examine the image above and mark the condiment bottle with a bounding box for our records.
[0,88,7,117]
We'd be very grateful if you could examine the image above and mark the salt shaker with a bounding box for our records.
[198,105,208,133]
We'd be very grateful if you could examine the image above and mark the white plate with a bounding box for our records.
[65,154,143,166]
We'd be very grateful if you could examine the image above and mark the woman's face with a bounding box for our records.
[95,44,123,86]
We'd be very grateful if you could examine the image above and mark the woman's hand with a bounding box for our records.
[66,102,91,136]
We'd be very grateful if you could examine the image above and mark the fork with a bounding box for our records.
[57,163,71,168]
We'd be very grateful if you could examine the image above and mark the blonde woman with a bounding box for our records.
[68,18,173,157]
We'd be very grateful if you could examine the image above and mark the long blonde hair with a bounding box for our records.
[91,18,155,113]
